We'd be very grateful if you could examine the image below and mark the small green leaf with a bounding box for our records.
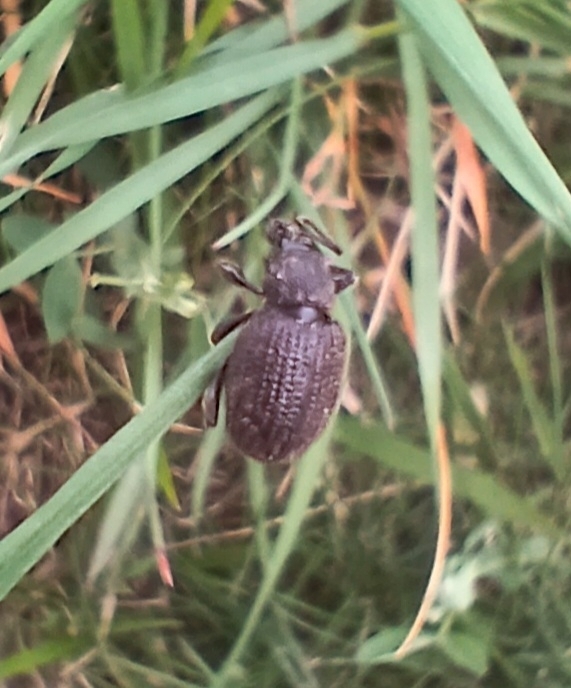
[2,213,57,253]
[41,256,83,343]
[72,314,131,349]
[355,627,411,663]
[438,628,490,676]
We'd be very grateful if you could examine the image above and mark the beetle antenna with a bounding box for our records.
[295,216,342,255]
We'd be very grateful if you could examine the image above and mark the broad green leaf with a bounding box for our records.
[73,313,130,349]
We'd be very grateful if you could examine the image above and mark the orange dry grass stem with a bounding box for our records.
[452,117,490,256]
[1,0,22,96]
[395,422,452,658]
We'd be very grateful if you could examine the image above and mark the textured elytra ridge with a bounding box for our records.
[224,307,346,462]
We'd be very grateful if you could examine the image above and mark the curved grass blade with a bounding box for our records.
[396,0,571,242]
[0,332,237,602]
[335,417,560,537]
[0,28,362,177]
[0,0,86,77]
[0,91,279,294]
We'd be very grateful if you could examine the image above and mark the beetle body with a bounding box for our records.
[205,217,355,463]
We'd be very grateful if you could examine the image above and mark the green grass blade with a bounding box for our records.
[504,325,564,480]
[396,0,571,243]
[0,0,86,76]
[471,2,571,54]
[0,91,279,294]
[213,433,333,686]
[0,331,236,602]
[541,258,565,481]
[443,353,498,471]
[202,0,350,58]
[1,28,362,176]
[177,0,235,71]
[341,289,395,429]
[398,20,441,445]
[192,424,225,521]
[0,13,78,156]
[0,638,87,680]
[86,459,149,583]
[110,0,146,91]
[335,418,560,537]
[0,142,95,214]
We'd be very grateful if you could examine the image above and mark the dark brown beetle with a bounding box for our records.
[204,217,355,462]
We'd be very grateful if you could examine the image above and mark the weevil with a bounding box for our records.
[203,217,355,462]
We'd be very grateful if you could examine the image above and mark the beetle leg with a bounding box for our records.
[202,365,226,428]
[218,260,263,295]
[211,311,252,344]
[329,265,356,293]
[204,310,253,425]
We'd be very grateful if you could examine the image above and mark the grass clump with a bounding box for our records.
[1,0,571,686]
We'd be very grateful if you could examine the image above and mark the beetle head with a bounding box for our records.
[263,218,339,311]
[266,217,342,255]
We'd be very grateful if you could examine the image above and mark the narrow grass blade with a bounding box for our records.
[1,28,362,176]
[0,638,87,680]
[504,325,564,480]
[471,2,571,54]
[0,13,77,156]
[341,289,395,429]
[177,0,235,71]
[213,432,332,686]
[110,0,146,91]
[0,0,86,76]
[396,0,571,242]
[0,91,279,294]
[0,331,237,602]
[443,353,498,471]
[202,0,351,58]
[192,424,225,521]
[335,418,560,537]
[398,22,441,445]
